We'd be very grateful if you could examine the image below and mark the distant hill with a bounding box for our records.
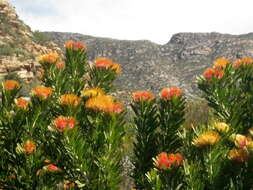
[44,31,253,96]
[2,0,253,96]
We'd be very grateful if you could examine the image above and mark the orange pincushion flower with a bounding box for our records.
[109,102,124,114]
[95,57,113,68]
[233,57,253,67]
[4,80,19,90]
[203,68,215,81]
[94,57,121,73]
[228,148,249,162]
[193,131,221,147]
[44,164,62,172]
[203,68,223,81]
[38,52,59,64]
[81,88,105,98]
[169,153,184,167]
[160,87,182,100]
[23,140,36,154]
[132,90,155,101]
[60,94,81,108]
[213,58,230,70]
[56,61,65,70]
[213,121,230,132]
[53,116,76,132]
[15,98,29,110]
[32,86,53,99]
[155,152,184,170]
[85,95,123,114]
[155,152,171,169]
[64,40,86,51]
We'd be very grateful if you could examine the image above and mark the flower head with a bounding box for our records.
[85,95,123,114]
[203,68,224,81]
[132,90,155,101]
[155,152,184,170]
[64,40,86,51]
[60,94,81,108]
[56,61,65,70]
[193,131,221,147]
[81,88,105,98]
[38,52,59,64]
[23,140,36,154]
[3,80,19,90]
[230,134,252,148]
[15,98,29,110]
[53,116,76,132]
[94,57,121,73]
[228,148,249,162]
[32,86,53,100]
[233,57,253,67]
[213,121,230,132]
[213,58,230,70]
[44,164,62,172]
[160,87,182,100]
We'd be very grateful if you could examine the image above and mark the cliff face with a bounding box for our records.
[45,32,253,95]
[0,0,61,81]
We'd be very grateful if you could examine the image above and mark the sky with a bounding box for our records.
[8,0,253,44]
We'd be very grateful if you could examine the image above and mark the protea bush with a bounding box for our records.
[0,40,125,189]
[1,40,253,190]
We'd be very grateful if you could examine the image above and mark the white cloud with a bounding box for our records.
[8,0,253,44]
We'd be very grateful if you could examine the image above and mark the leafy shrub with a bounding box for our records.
[33,30,50,45]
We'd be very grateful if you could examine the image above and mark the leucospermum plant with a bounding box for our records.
[0,40,125,189]
[131,88,186,189]
[192,57,253,189]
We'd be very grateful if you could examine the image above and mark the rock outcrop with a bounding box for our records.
[45,32,253,96]
[0,0,61,81]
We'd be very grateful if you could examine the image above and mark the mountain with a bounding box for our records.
[2,0,253,96]
[0,0,61,81]
[44,32,253,96]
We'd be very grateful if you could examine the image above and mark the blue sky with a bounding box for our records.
[8,0,253,44]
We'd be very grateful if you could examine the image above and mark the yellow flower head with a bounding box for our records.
[228,148,249,162]
[213,58,230,70]
[32,86,53,100]
[193,131,221,147]
[3,80,20,91]
[230,134,252,148]
[213,121,230,132]
[37,52,59,64]
[81,88,105,98]
[85,95,123,114]
[111,62,121,73]
[60,94,81,108]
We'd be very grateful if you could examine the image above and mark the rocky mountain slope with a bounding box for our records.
[45,32,253,96]
[0,0,60,81]
[2,0,253,96]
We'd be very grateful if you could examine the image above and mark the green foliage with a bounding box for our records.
[131,99,159,189]
[33,30,50,45]
[0,41,124,189]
